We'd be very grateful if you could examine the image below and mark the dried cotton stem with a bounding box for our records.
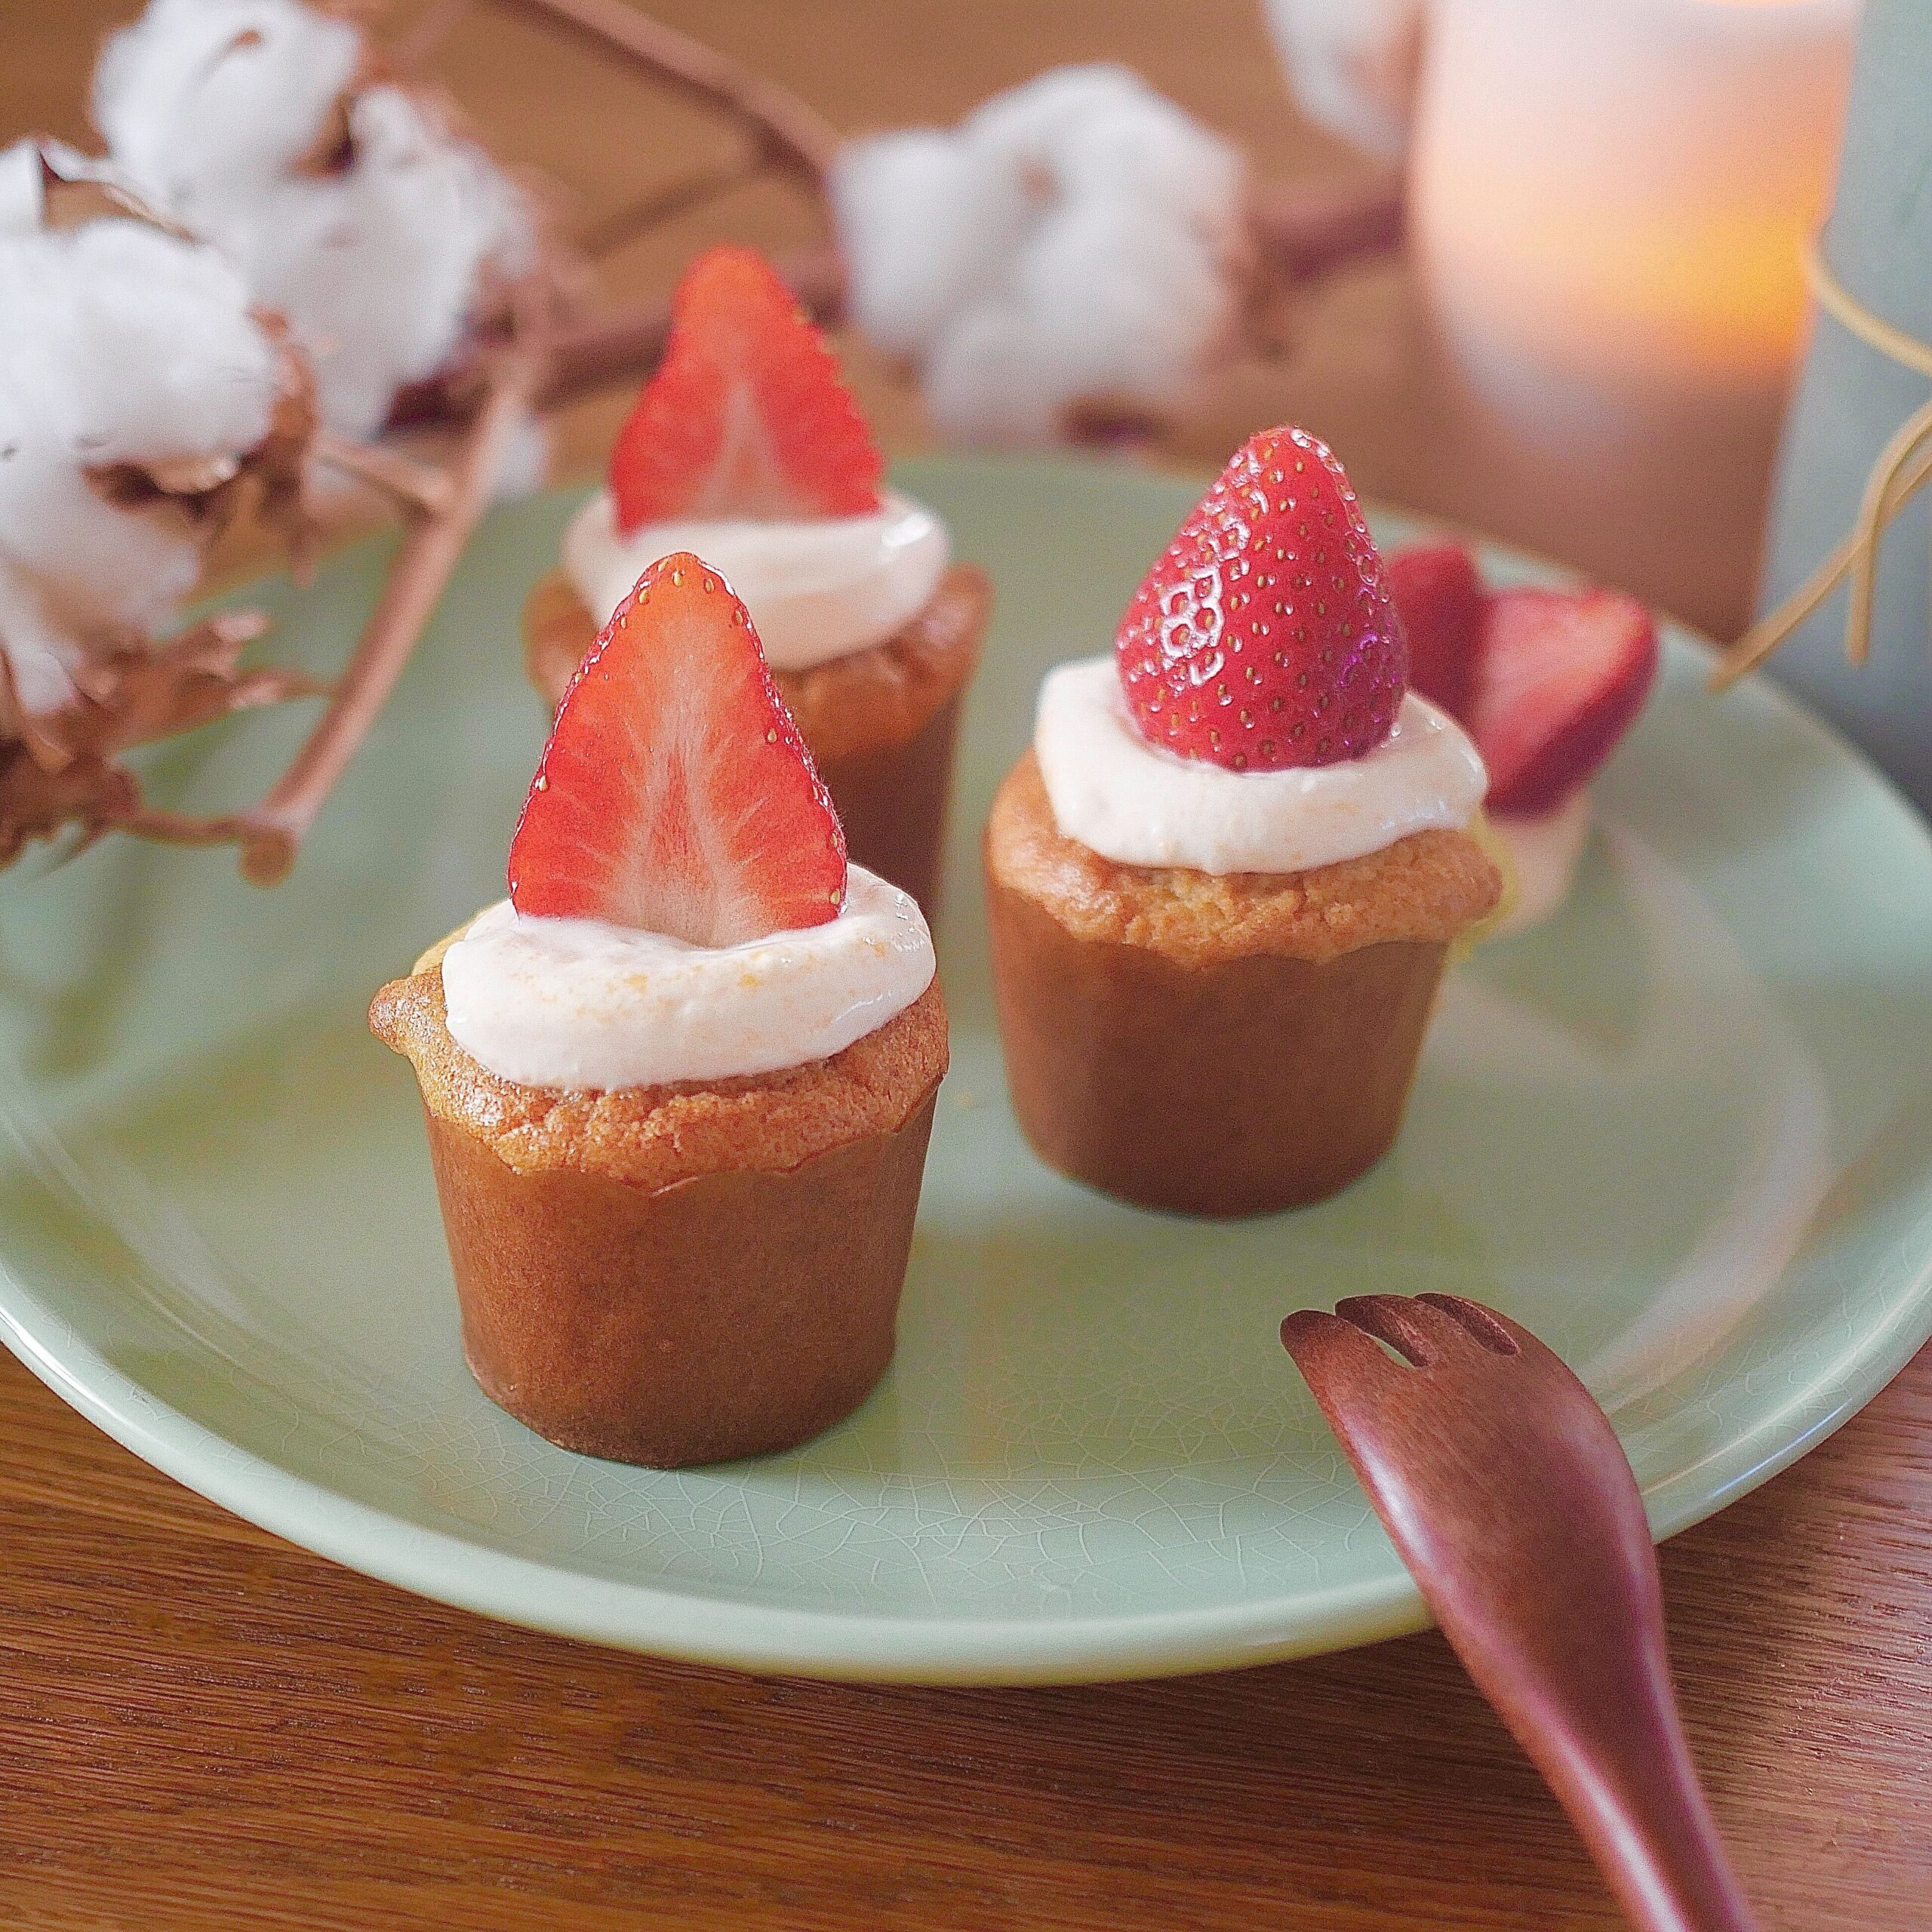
[7,4,1407,881]
[235,344,541,882]
[485,0,840,182]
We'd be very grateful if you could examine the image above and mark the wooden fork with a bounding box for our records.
[1281,1292,1758,1932]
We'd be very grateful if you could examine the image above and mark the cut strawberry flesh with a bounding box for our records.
[1115,426,1407,771]
[609,246,884,532]
[1469,588,1658,816]
[1386,540,1658,817]
[1387,541,1484,719]
[509,552,846,946]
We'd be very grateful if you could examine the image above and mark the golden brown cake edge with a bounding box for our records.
[986,750,1502,966]
[371,967,948,1192]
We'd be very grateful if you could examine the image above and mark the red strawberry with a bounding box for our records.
[1469,588,1659,815]
[1115,426,1407,770]
[609,246,883,532]
[1387,541,1484,718]
[508,552,846,946]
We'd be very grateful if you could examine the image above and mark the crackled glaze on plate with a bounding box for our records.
[2,457,1930,1683]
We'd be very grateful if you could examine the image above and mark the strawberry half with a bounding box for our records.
[1387,540,1484,718]
[1115,426,1407,770]
[1469,588,1659,816]
[508,552,846,946]
[609,246,884,532]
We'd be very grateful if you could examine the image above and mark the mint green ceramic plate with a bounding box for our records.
[3,455,1930,1684]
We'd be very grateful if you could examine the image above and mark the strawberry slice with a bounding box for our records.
[1387,540,1484,719]
[1115,426,1407,770]
[1468,588,1659,815]
[609,246,884,532]
[508,552,846,946]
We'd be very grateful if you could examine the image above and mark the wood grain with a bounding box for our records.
[2,1345,1927,1930]
[4,5,1929,1927]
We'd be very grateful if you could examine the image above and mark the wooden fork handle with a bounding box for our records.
[1396,1429,1761,1931]
[1285,1300,1760,1932]
[1472,1629,1760,1932]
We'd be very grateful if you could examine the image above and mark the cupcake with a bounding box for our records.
[1388,542,1658,935]
[527,245,989,917]
[984,426,1501,1218]
[376,554,946,1466]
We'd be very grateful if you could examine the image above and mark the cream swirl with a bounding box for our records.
[1033,657,1488,874]
[562,488,949,672]
[441,866,934,1091]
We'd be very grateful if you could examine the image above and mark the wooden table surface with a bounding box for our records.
[7,5,1930,1928]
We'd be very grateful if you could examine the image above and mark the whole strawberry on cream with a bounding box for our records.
[374,554,947,1469]
[1388,543,1659,936]
[526,245,989,916]
[983,426,1501,1217]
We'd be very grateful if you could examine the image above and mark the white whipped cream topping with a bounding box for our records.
[1492,790,1593,937]
[561,488,950,672]
[441,866,934,1091]
[1033,656,1488,875]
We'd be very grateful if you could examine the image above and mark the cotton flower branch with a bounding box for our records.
[0,0,1404,885]
[1,0,555,879]
[492,0,841,183]
[0,140,320,847]
[0,609,321,867]
[235,340,542,883]
[94,0,540,445]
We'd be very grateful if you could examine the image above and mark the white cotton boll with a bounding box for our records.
[0,226,275,473]
[0,141,47,236]
[205,83,533,441]
[964,63,1152,164]
[830,131,1029,363]
[920,302,1069,448]
[1017,194,1236,420]
[94,0,362,192]
[0,220,278,706]
[1041,100,1249,397]
[1051,92,1246,232]
[1262,0,1426,164]
[835,65,1248,447]
[94,0,534,443]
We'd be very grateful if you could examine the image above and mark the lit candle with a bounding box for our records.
[1409,0,1859,631]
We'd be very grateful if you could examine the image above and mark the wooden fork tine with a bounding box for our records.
[1334,1294,1471,1367]
[1417,1294,1561,1368]
[1279,1308,1411,1395]
[1414,1293,1527,1357]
